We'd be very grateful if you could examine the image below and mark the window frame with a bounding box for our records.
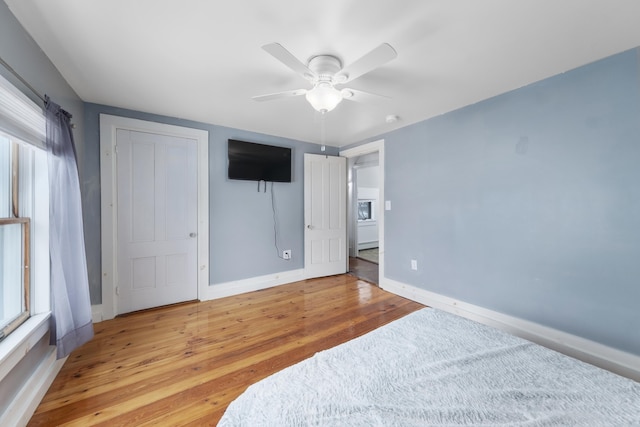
[0,217,30,340]
[0,138,34,341]
[0,72,50,378]
[357,199,376,222]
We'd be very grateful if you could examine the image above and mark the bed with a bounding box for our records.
[218,308,640,426]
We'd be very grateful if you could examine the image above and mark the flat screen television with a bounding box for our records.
[228,139,292,182]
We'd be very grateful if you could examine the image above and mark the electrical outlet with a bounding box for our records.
[283,250,291,260]
[411,259,418,271]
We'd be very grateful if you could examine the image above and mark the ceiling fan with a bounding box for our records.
[253,43,397,113]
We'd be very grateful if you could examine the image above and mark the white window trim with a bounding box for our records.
[30,148,50,315]
[0,74,50,383]
[0,74,46,149]
[0,313,50,382]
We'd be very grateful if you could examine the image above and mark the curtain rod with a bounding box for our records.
[0,55,77,128]
[0,55,46,103]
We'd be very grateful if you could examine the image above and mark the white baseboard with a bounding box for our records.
[381,277,640,382]
[358,241,379,250]
[201,268,306,301]
[91,304,103,323]
[90,269,306,322]
[0,348,66,427]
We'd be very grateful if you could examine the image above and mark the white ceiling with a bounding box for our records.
[6,0,640,147]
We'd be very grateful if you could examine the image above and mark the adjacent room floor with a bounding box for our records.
[357,248,379,264]
[349,247,379,285]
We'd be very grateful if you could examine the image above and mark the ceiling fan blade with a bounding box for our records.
[262,43,316,81]
[341,88,390,102]
[252,89,307,102]
[335,43,397,83]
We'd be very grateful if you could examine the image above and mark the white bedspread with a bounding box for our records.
[218,308,640,426]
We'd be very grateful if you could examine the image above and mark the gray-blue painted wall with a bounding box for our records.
[83,104,337,302]
[1,1,86,416]
[351,48,640,356]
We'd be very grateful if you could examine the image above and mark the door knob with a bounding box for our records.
[189,232,197,238]
[307,225,313,230]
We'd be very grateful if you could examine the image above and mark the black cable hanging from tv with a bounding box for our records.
[271,181,286,259]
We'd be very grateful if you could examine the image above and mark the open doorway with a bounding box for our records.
[351,155,380,283]
[340,140,384,285]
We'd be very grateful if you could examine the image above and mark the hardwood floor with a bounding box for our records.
[28,274,424,426]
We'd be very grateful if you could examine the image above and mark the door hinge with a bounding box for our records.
[115,286,119,296]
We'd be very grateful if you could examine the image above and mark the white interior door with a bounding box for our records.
[116,129,198,314]
[304,153,347,279]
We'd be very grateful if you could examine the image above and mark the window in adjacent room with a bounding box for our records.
[358,200,373,221]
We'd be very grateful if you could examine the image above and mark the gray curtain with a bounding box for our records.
[45,96,93,359]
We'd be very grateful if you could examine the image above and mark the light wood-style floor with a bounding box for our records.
[28,274,424,426]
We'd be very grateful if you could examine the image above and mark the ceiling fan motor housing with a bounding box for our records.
[307,55,342,83]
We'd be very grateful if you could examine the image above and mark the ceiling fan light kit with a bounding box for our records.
[305,82,343,113]
[254,42,397,114]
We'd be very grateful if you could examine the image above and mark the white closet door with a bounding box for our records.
[116,129,198,314]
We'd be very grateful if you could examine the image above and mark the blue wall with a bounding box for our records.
[0,1,86,415]
[83,104,337,301]
[354,48,640,356]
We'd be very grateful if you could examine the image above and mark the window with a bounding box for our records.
[0,73,47,343]
[358,200,373,221]
[0,134,33,340]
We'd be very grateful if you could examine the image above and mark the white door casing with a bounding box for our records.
[100,115,209,320]
[115,129,198,314]
[340,139,385,282]
[304,153,347,279]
